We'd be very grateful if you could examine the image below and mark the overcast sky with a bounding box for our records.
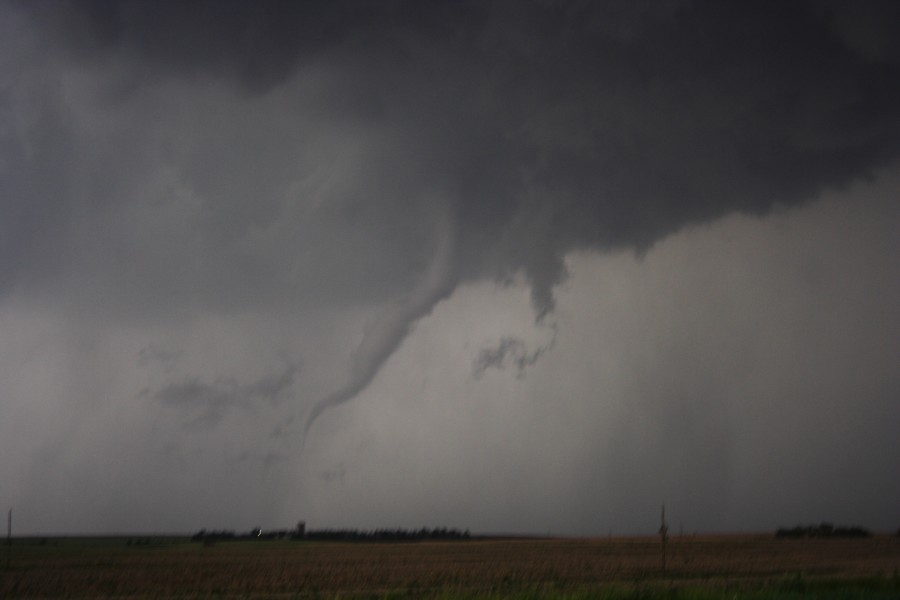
[1,0,898,536]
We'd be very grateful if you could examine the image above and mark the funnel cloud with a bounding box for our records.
[303,199,457,441]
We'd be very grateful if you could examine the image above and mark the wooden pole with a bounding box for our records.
[6,508,10,569]
[659,504,668,578]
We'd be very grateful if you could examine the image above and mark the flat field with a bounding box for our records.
[1,534,898,598]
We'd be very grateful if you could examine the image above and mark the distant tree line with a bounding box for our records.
[775,522,870,539]
[303,527,470,542]
[191,526,470,544]
[190,528,299,543]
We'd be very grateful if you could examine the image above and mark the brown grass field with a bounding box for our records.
[1,534,898,598]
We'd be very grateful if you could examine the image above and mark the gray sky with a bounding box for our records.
[1,0,898,535]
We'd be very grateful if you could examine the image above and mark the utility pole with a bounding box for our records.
[6,508,10,569]
[659,504,668,578]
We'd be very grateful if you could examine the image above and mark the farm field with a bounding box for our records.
[1,534,898,598]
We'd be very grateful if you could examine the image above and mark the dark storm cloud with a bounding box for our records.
[5,0,900,451]
[1,0,898,538]
[12,0,900,317]
[30,0,473,93]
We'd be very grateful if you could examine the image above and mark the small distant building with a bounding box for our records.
[296,521,306,538]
